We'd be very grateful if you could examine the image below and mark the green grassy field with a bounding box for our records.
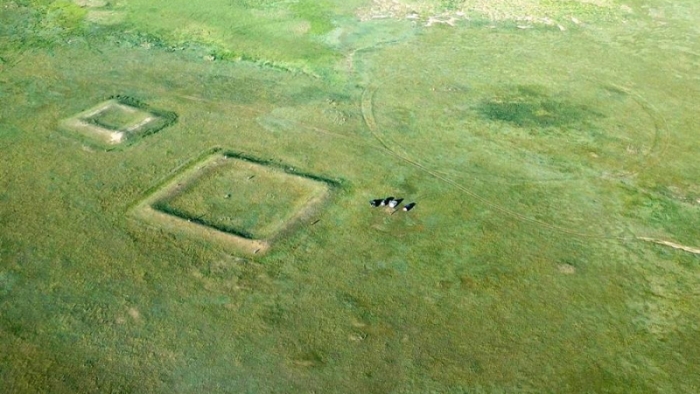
[2,0,700,392]
[58,97,177,147]
[136,151,331,248]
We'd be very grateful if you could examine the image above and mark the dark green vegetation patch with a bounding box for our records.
[477,85,604,129]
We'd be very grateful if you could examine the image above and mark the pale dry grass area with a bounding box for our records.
[638,237,700,255]
[74,0,126,26]
[357,0,621,27]
[85,10,126,25]
[73,0,107,7]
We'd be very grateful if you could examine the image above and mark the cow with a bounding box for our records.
[403,202,416,212]
[388,198,403,208]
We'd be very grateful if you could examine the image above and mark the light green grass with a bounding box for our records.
[2,0,700,392]
[90,103,150,130]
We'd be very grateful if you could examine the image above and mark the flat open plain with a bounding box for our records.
[1,0,699,392]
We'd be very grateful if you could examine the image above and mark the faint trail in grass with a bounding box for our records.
[361,86,640,240]
[606,82,670,178]
[551,77,671,181]
[345,39,406,75]
[637,237,700,255]
[365,83,587,184]
[362,84,691,251]
[175,93,384,150]
[171,90,672,246]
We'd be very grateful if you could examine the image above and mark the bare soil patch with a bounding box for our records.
[557,263,576,274]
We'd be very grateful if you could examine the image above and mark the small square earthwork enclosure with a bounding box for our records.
[131,150,333,254]
[60,96,176,147]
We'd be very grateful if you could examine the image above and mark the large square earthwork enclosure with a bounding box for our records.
[131,150,335,254]
[60,96,176,148]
